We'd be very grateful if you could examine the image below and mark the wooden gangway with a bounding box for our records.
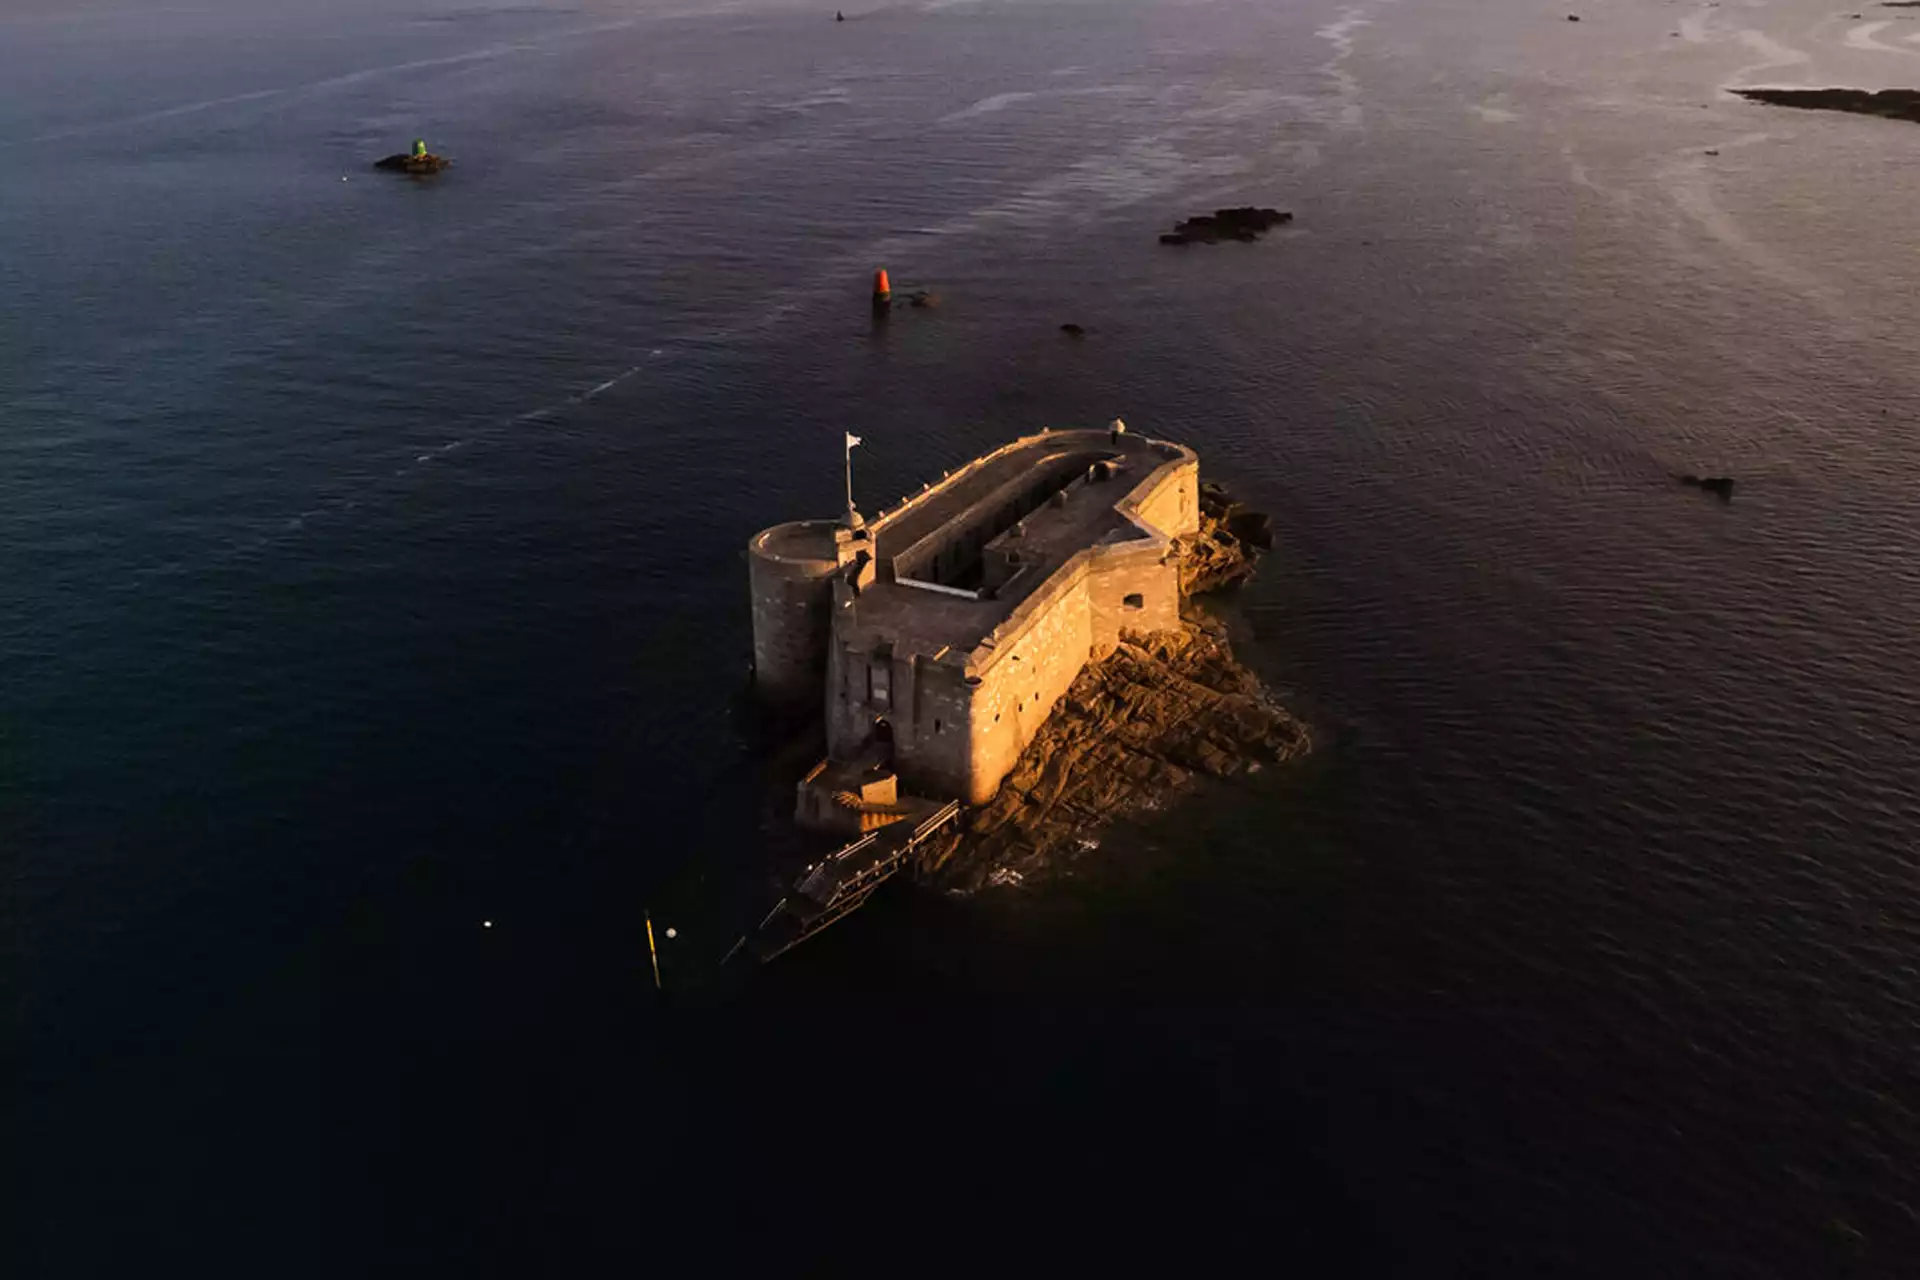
[751,799,962,963]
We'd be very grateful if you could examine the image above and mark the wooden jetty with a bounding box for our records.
[752,799,961,963]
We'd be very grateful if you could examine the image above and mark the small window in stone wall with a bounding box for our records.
[933,719,942,734]
[1123,592,1145,609]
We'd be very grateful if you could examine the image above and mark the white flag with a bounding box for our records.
[846,432,863,449]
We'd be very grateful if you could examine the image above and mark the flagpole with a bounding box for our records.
[844,431,863,524]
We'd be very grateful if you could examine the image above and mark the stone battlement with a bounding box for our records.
[749,426,1200,804]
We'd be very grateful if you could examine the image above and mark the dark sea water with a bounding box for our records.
[9,0,1920,1273]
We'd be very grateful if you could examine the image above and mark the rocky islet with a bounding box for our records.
[1733,86,1920,125]
[1158,205,1293,245]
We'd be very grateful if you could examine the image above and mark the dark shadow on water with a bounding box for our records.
[544,761,1412,1273]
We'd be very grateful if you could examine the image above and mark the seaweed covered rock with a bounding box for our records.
[373,153,451,174]
[1179,480,1268,595]
[373,141,451,175]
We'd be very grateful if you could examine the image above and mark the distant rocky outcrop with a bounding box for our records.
[1732,87,1920,125]
[1159,206,1293,245]
[915,615,1309,892]
[1679,474,1735,499]
[373,152,451,174]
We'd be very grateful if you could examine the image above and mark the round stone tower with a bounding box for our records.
[747,520,841,707]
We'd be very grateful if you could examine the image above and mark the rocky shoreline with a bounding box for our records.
[913,486,1309,893]
[914,616,1309,892]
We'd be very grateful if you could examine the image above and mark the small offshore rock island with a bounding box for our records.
[745,425,1308,956]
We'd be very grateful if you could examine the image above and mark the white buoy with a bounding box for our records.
[482,920,493,928]
[665,928,677,939]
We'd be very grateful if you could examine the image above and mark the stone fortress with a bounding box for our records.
[748,424,1201,823]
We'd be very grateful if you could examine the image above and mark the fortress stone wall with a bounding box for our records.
[749,427,1200,805]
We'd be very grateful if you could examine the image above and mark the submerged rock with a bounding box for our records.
[876,289,939,313]
[915,615,1309,893]
[1060,322,1086,337]
[1159,206,1293,245]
